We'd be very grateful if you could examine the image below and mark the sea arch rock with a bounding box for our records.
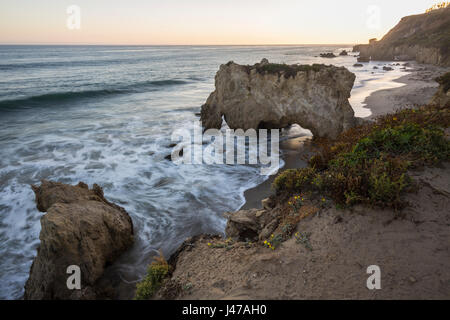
[200,59,358,139]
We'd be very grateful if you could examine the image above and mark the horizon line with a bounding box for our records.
[0,43,360,47]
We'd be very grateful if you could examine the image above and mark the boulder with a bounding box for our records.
[200,59,358,139]
[339,50,349,56]
[261,197,275,210]
[224,208,278,241]
[383,66,394,71]
[24,180,134,300]
[430,72,450,107]
[353,63,364,67]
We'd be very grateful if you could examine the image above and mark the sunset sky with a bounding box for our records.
[0,0,439,45]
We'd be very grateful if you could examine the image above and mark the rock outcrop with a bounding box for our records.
[353,7,450,66]
[200,59,358,139]
[224,207,279,242]
[431,72,450,107]
[24,180,134,300]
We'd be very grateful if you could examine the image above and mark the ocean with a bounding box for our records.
[0,45,406,299]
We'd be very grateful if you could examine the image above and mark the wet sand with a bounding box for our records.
[365,62,447,119]
[241,135,314,210]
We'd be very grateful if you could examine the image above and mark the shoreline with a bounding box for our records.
[365,62,445,119]
[240,135,313,210]
[241,61,447,211]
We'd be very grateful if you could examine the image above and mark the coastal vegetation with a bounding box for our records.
[135,251,170,300]
[273,103,450,209]
[253,63,326,79]
[425,2,449,13]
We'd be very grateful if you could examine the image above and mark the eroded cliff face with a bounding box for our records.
[354,7,450,66]
[24,181,134,300]
[201,59,358,139]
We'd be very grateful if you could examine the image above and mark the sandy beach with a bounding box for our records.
[366,62,447,119]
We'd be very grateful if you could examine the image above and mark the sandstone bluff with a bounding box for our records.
[200,59,359,139]
[354,7,450,66]
[24,180,134,300]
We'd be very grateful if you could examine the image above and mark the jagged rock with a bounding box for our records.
[355,7,450,66]
[261,197,275,210]
[352,44,364,52]
[320,52,337,58]
[339,50,348,56]
[200,59,358,139]
[224,208,278,241]
[24,180,134,300]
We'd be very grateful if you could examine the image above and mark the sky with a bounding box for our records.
[0,0,441,45]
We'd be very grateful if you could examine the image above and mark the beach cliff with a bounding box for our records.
[354,7,450,66]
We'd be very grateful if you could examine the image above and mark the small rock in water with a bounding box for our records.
[353,63,364,67]
[320,52,337,58]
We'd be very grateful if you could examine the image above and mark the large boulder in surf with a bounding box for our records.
[200,59,358,139]
[24,180,134,300]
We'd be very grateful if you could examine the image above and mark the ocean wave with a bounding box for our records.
[0,56,155,71]
[0,79,188,110]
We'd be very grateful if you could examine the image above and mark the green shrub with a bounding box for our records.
[135,251,169,300]
[272,167,317,193]
[255,63,326,79]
